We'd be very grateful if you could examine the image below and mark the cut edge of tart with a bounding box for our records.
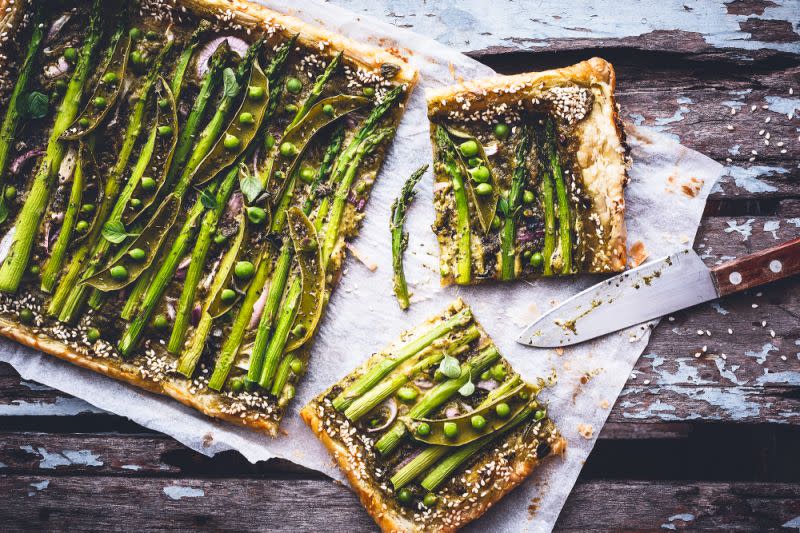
[301,298,566,532]
[426,58,628,285]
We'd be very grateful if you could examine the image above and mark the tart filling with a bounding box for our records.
[302,299,565,532]
[0,0,415,434]
[427,58,628,285]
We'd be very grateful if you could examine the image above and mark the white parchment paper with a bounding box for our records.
[0,2,724,531]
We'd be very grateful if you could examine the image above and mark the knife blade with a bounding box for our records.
[516,248,718,347]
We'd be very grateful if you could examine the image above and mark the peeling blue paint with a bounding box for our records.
[27,480,49,496]
[122,464,142,471]
[763,220,780,239]
[163,486,205,500]
[724,218,755,240]
[745,343,777,365]
[756,370,800,386]
[724,165,785,194]
[20,446,103,469]
[764,96,799,118]
[710,302,729,315]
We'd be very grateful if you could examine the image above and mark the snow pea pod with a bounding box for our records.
[402,382,535,447]
[193,60,269,186]
[206,214,257,319]
[61,34,132,140]
[446,126,499,234]
[284,207,324,352]
[83,193,179,291]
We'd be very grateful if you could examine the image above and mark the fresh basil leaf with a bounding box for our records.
[239,164,262,204]
[222,68,238,98]
[439,355,461,379]
[26,91,49,119]
[102,219,134,244]
[199,188,217,210]
[458,371,475,396]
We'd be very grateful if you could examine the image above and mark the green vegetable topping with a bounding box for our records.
[475,182,493,196]
[153,315,169,330]
[140,177,156,191]
[523,189,535,203]
[128,248,146,261]
[322,103,334,116]
[443,421,458,438]
[158,98,169,109]
[29,265,39,275]
[220,288,236,304]
[130,198,142,208]
[416,422,431,436]
[223,133,241,150]
[397,488,412,505]
[145,30,159,41]
[534,409,546,420]
[397,386,418,403]
[495,402,511,418]
[279,142,297,157]
[467,157,481,168]
[92,96,106,108]
[110,265,128,281]
[423,493,438,508]
[80,203,95,213]
[494,123,510,139]
[291,324,306,337]
[459,139,479,157]
[78,117,90,128]
[75,220,89,232]
[491,363,507,381]
[491,216,502,230]
[230,378,244,393]
[129,27,143,40]
[238,111,255,125]
[19,308,33,324]
[130,50,145,67]
[63,47,77,62]
[530,252,544,267]
[86,327,101,342]
[101,72,118,84]
[284,103,298,114]
[286,77,303,94]
[299,167,315,184]
[471,166,490,183]
[248,85,265,100]
[363,86,375,97]
[234,261,255,280]
[4,186,16,201]
[289,359,304,374]
[246,206,267,224]
[265,134,275,149]
[213,233,227,245]
[157,125,173,137]
[55,79,68,91]
[471,414,487,430]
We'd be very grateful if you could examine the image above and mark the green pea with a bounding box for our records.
[157,125,173,137]
[322,103,334,116]
[467,157,481,168]
[523,250,532,259]
[279,142,297,158]
[355,181,367,194]
[130,198,142,208]
[55,79,68,91]
[291,324,306,337]
[19,308,33,324]
[75,220,89,232]
[230,378,244,393]
[128,247,146,261]
[234,261,255,280]
[145,30,159,41]
[480,370,491,381]
[284,103,298,114]
[223,134,241,150]
[80,203,95,214]
[523,190,535,204]
[102,72,118,84]
[153,314,169,330]
[471,166,490,183]
[220,288,237,304]
[459,140,479,157]
[238,111,255,125]
[87,327,101,342]
[423,493,438,508]
[491,363,507,381]
[265,135,276,150]
[29,264,40,275]
[397,386,418,403]
[78,117,90,128]
[274,170,284,181]
[282,384,296,401]
[63,47,77,62]
[110,265,128,281]
[496,402,511,418]
[494,123,510,139]
[290,359,304,374]
[534,409,546,421]
[286,77,302,94]
[397,488,412,505]
[471,414,487,430]
[140,177,156,191]
[213,233,228,245]
[246,206,267,225]
[518,390,530,401]
[416,422,431,436]
[158,98,169,109]
[443,421,458,438]
[529,252,544,268]
[362,86,375,97]
[475,182,493,196]
[130,50,145,67]
[4,186,17,201]
[92,96,107,108]
[129,27,143,40]
[299,167,316,184]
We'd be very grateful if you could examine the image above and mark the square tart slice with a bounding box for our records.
[301,299,565,532]
[427,58,628,285]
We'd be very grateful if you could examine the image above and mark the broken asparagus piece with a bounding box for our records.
[390,164,427,310]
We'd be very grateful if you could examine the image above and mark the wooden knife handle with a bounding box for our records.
[710,237,800,297]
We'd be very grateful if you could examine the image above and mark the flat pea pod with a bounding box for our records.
[266,95,369,201]
[206,215,254,318]
[445,126,499,234]
[83,194,180,291]
[61,34,132,140]
[284,207,324,352]
[402,382,535,447]
[70,143,104,247]
[125,78,178,225]
[192,60,270,186]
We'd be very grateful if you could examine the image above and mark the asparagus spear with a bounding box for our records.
[0,4,44,224]
[390,165,427,309]
[541,138,556,277]
[304,123,345,216]
[50,40,174,322]
[332,306,472,412]
[170,20,211,101]
[434,125,471,284]
[545,117,572,274]
[374,345,501,456]
[500,125,533,280]
[0,0,103,293]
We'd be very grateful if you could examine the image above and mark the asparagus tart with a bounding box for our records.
[428,58,628,285]
[301,299,565,532]
[0,0,416,435]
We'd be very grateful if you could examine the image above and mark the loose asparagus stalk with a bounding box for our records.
[434,125,471,284]
[0,4,44,224]
[545,118,572,274]
[0,0,103,292]
[500,126,533,280]
[332,306,472,412]
[390,165,426,309]
[170,20,210,101]
[374,345,500,456]
[344,325,480,422]
[51,40,174,322]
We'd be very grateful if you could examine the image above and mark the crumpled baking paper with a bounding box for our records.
[0,1,723,531]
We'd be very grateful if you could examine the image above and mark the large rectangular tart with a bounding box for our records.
[301,299,565,532]
[0,0,416,434]
[427,58,628,285]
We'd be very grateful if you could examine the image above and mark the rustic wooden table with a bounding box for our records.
[2,1,799,530]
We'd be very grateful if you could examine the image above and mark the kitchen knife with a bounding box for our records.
[517,237,800,348]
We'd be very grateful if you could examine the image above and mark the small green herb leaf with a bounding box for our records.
[238,163,262,204]
[26,91,49,119]
[102,219,136,244]
[222,68,238,98]
[199,188,217,210]
[439,355,461,379]
[458,371,475,396]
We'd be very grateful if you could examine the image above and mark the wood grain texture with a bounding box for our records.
[710,237,800,296]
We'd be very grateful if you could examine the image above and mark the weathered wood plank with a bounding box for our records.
[0,475,797,531]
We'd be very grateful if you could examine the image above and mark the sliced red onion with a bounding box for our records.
[432,181,451,194]
[46,14,71,42]
[57,146,77,183]
[477,379,498,391]
[445,405,460,418]
[44,57,69,78]
[201,258,221,291]
[177,255,192,271]
[42,220,51,254]
[366,398,398,433]
[226,191,243,219]
[248,279,270,329]
[196,36,247,78]
[191,304,202,326]
[412,378,434,390]
[165,298,176,321]
[483,142,498,156]
[516,226,537,244]
[10,149,45,175]
[50,211,64,224]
